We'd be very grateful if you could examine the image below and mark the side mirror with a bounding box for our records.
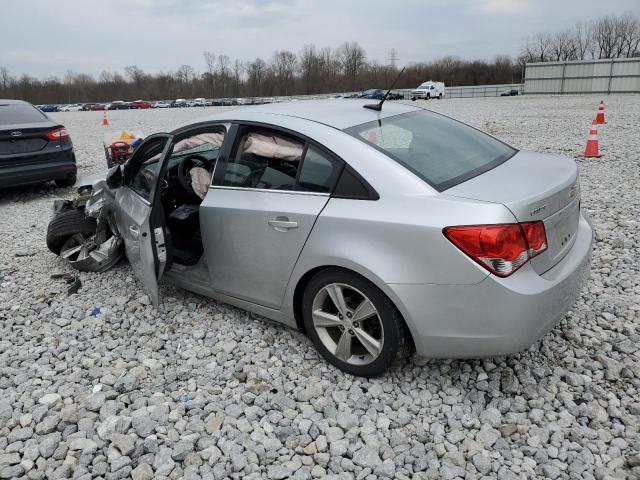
[106,165,123,189]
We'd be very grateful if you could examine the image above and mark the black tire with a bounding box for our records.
[55,175,77,188]
[426,94,431,100]
[438,93,443,99]
[46,209,97,255]
[411,97,416,101]
[302,268,410,377]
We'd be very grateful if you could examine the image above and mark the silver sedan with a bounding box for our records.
[47,99,593,377]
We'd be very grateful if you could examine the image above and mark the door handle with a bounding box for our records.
[129,225,140,238]
[268,217,298,232]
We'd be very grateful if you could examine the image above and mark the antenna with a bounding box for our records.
[363,67,405,111]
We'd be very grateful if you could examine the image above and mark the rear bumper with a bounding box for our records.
[388,211,594,358]
[0,149,76,188]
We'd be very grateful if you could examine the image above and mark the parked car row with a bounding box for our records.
[358,89,404,100]
[37,101,153,112]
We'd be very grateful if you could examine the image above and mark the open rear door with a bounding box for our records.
[115,134,173,305]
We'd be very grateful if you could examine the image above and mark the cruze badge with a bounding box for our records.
[10,131,22,137]
[529,204,547,217]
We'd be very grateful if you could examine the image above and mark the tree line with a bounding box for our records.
[520,13,640,62]
[1,13,637,105]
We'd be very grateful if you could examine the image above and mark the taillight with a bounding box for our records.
[443,221,547,277]
[46,128,69,141]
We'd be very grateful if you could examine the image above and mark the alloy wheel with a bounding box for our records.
[60,233,93,262]
[311,283,384,365]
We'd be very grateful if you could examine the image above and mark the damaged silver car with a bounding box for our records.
[47,100,593,377]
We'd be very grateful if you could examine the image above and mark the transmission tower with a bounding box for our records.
[388,48,398,68]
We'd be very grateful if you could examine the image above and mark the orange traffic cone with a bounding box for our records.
[595,100,606,124]
[101,111,109,126]
[581,120,602,158]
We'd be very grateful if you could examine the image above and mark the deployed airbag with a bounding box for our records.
[242,132,303,161]
[190,166,211,199]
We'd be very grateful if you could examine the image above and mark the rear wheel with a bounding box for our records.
[302,269,409,377]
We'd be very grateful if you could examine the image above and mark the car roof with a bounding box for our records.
[190,99,421,130]
[0,99,31,105]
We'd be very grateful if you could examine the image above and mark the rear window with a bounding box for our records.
[344,110,516,191]
[0,104,48,126]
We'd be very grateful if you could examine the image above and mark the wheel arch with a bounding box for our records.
[290,263,416,352]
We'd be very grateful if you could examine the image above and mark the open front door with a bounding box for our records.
[114,134,172,305]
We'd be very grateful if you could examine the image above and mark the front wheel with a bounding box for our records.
[302,269,410,377]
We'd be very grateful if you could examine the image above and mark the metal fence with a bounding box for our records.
[394,83,523,99]
[242,84,525,105]
[524,58,640,94]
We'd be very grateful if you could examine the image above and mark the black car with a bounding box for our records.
[0,99,76,188]
[107,101,132,110]
[500,89,520,97]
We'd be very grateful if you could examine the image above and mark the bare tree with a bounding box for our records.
[0,66,12,91]
[550,30,577,61]
[217,55,230,97]
[203,51,216,98]
[246,58,267,97]
[573,21,594,60]
[620,14,640,57]
[272,50,297,95]
[232,59,244,97]
[337,42,367,90]
[299,44,320,94]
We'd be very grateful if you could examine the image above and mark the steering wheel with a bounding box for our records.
[177,154,211,197]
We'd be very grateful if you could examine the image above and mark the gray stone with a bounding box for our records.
[83,392,106,412]
[132,415,156,438]
[476,425,500,448]
[153,448,175,476]
[0,453,20,466]
[336,412,359,430]
[171,440,194,461]
[352,446,382,469]
[472,452,491,474]
[0,465,25,479]
[267,464,290,479]
[111,434,136,456]
[38,393,62,407]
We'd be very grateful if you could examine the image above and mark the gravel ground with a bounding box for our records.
[0,95,638,480]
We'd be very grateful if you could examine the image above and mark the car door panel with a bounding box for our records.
[200,188,329,309]
[115,134,171,305]
[114,189,160,302]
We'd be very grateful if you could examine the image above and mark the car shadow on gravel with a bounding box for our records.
[0,182,74,205]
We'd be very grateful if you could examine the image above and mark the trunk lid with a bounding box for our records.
[0,122,57,157]
[444,151,580,274]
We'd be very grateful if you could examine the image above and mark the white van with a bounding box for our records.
[411,81,445,100]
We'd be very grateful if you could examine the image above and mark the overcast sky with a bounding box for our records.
[1,0,638,78]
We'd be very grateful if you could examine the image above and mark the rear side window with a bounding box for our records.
[298,145,336,193]
[344,110,516,191]
[0,104,48,125]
